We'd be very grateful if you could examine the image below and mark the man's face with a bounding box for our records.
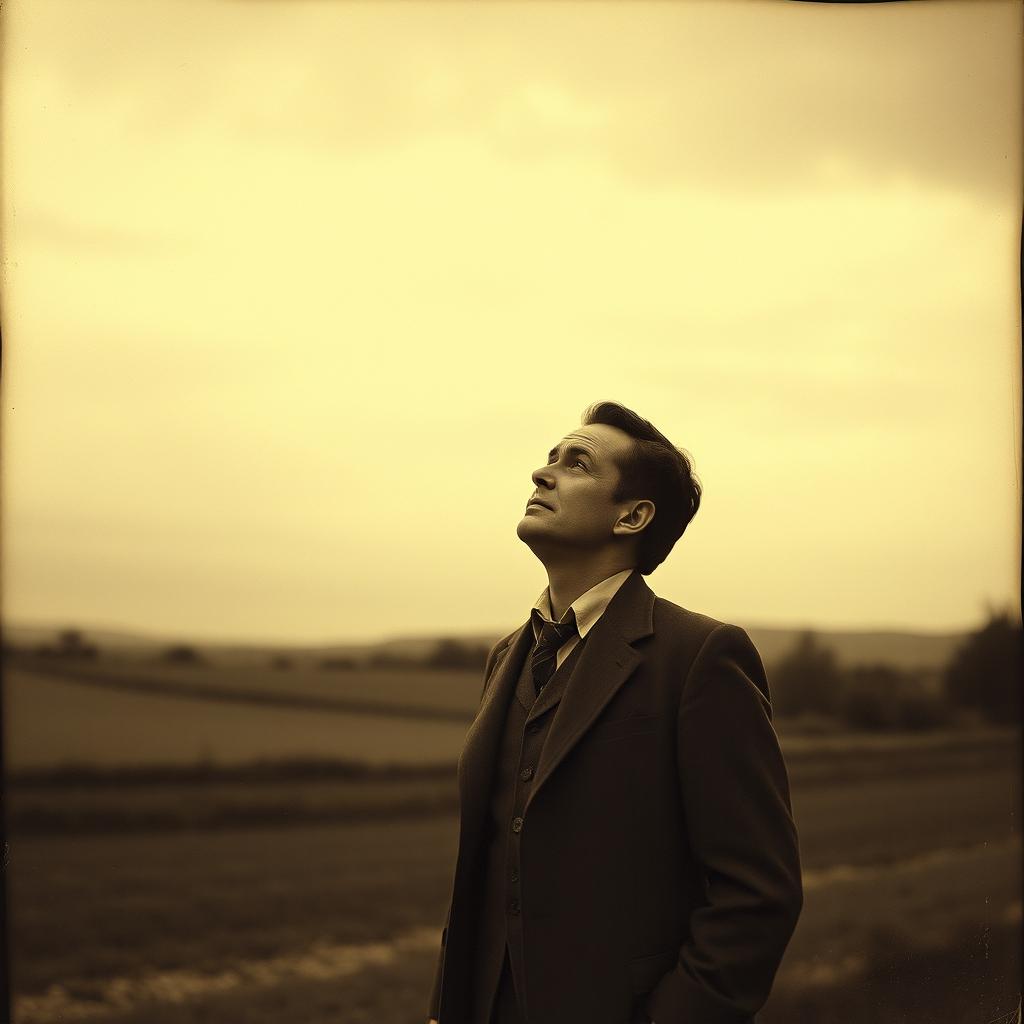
[516,422,636,556]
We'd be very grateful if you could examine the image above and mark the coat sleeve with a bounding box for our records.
[427,923,447,1020]
[427,633,514,1022]
[644,623,803,1024]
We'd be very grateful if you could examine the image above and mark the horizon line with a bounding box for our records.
[5,614,1007,650]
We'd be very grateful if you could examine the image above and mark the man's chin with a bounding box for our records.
[516,516,551,545]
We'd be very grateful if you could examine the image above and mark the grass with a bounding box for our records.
[7,761,1020,1000]
[4,660,1021,1023]
[35,947,446,1024]
[9,832,1020,1023]
[43,924,1019,1024]
[5,659,483,716]
[6,775,459,834]
[764,920,1021,1024]
[5,727,1017,839]
[3,668,473,770]
[7,818,459,998]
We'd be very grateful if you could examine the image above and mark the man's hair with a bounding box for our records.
[581,401,702,575]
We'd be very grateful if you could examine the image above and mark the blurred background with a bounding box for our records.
[1,0,1021,1022]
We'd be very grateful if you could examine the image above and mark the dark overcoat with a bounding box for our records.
[429,571,802,1024]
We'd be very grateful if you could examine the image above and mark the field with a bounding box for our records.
[1,660,1006,770]
[3,664,478,770]
[3,659,1021,1023]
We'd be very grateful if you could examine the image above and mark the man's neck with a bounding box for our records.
[543,558,635,621]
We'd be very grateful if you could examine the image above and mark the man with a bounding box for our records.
[428,401,802,1024]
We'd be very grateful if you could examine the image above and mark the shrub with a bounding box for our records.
[770,632,843,716]
[943,608,1022,723]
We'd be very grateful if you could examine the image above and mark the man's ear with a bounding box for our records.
[613,500,655,537]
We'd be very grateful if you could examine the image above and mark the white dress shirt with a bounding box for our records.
[530,568,634,669]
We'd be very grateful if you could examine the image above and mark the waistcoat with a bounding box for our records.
[469,633,588,1024]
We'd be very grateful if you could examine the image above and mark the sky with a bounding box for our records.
[1,0,1021,643]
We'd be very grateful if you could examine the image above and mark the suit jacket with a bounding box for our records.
[430,571,802,1024]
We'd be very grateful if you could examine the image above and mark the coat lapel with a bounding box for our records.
[456,571,657,843]
[525,570,655,814]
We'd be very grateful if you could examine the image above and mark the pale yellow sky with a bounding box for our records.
[1,0,1021,642]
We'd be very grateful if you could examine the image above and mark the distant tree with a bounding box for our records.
[839,664,902,729]
[771,631,843,716]
[427,639,489,671]
[54,629,98,659]
[893,689,952,731]
[320,656,357,671]
[162,644,204,666]
[271,655,293,670]
[943,608,1022,723]
[838,664,952,732]
[368,651,418,669]
[1,633,22,659]
[58,628,84,651]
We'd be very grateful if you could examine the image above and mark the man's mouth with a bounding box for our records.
[527,498,554,511]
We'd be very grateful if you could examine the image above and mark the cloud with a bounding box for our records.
[2,0,1018,637]
[10,208,184,253]
[8,0,1020,199]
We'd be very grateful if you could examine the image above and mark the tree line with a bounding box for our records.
[9,611,1019,730]
[769,608,1020,729]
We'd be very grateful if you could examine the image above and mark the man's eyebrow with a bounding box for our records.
[547,442,596,461]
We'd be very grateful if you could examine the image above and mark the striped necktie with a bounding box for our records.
[531,608,578,695]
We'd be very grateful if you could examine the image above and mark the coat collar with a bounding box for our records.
[456,570,656,835]
[530,567,635,642]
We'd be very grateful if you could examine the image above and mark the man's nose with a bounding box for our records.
[532,465,555,489]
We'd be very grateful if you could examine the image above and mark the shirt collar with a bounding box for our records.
[531,569,635,642]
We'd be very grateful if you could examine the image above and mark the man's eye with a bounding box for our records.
[573,459,587,469]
